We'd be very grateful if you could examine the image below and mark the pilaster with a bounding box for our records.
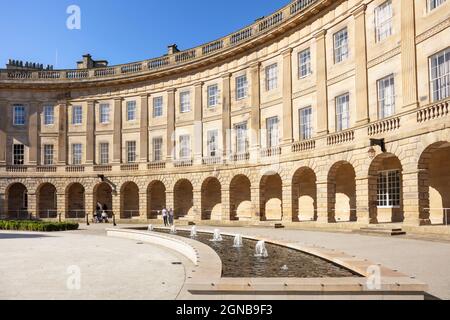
[140,94,149,163]
[85,100,96,165]
[314,30,329,135]
[113,98,122,164]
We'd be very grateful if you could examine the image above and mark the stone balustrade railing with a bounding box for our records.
[292,139,316,153]
[261,146,282,158]
[148,161,166,170]
[0,0,320,83]
[231,152,250,162]
[368,117,401,136]
[417,99,449,123]
[202,156,223,165]
[327,130,355,146]
[94,165,113,172]
[121,164,139,171]
[66,166,85,173]
[173,159,194,168]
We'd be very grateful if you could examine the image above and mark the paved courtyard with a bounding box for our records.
[1,224,449,300]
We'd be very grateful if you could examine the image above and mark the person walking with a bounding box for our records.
[162,208,168,227]
[168,208,175,226]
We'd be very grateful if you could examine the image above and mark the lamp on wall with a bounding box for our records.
[98,174,105,182]
[368,138,387,160]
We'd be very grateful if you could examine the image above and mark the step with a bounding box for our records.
[359,227,406,236]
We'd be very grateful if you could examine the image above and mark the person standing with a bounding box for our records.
[169,208,174,226]
[162,208,168,227]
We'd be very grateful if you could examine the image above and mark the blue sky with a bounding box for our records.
[0,0,289,69]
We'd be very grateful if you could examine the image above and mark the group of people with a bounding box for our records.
[93,203,109,223]
[161,208,175,227]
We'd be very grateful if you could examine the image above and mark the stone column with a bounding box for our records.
[140,94,149,163]
[401,0,418,110]
[166,89,176,163]
[314,30,329,135]
[353,4,370,125]
[282,48,294,147]
[139,191,148,221]
[57,192,66,220]
[112,191,120,218]
[222,74,232,158]
[28,102,40,165]
[251,186,261,222]
[0,100,7,165]
[190,188,202,221]
[28,193,37,219]
[282,182,292,223]
[221,187,231,222]
[355,175,370,224]
[166,190,174,212]
[86,100,96,165]
[85,192,94,218]
[57,101,68,165]
[249,63,261,162]
[403,170,425,226]
[113,98,122,164]
[194,82,203,164]
[316,180,329,223]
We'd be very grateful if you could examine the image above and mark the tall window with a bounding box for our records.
[266,63,278,91]
[207,130,219,157]
[72,106,83,125]
[99,104,110,124]
[126,101,137,121]
[153,137,163,162]
[72,144,82,165]
[236,75,248,100]
[179,135,191,159]
[235,122,248,154]
[375,1,393,42]
[429,0,446,11]
[266,117,279,148]
[180,91,191,113]
[430,48,450,102]
[334,28,349,63]
[336,93,350,131]
[13,105,26,126]
[44,106,54,125]
[13,144,25,165]
[207,85,219,108]
[153,96,163,118]
[99,143,109,165]
[377,170,401,208]
[126,141,137,163]
[377,75,396,119]
[299,107,313,140]
[43,144,54,165]
[298,48,312,78]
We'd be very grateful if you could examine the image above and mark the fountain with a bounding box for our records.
[211,229,223,242]
[255,241,269,258]
[233,234,243,248]
[190,226,198,238]
[148,224,153,231]
[170,225,177,234]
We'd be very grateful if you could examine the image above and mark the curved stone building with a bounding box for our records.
[1,0,449,228]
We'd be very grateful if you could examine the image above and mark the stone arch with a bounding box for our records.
[65,183,86,219]
[230,174,252,221]
[5,183,28,219]
[259,173,283,221]
[328,161,356,223]
[147,180,166,219]
[120,182,140,219]
[292,167,317,222]
[368,153,404,223]
[174,179,194,219]
[93,182,113,216]
[36,183,57,218]
[418,141,450,225]
[201,177,222,220]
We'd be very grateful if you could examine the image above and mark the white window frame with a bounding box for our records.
[266,117,280,148]
[207,130,219,157]
[235,75,248,100]
[207,84,219,108]
[13,144,25,165]
[299,106,313,140]
[126,101,137,122]
[334,28,349,64]
[429,48,450,102]
[43,144,54,166]
[72,106,83,125]
[99,142,109,165]
[43,106,55,126]
[377,170,401,208]
[13,105,26,126]
[234,122,248,154]
[265,63,278,91]
[375,1,393,43]
[152,137,163,162]
[179,135,191,159]
[298,48,312,78]
[72,144,82,165]
[99,104,110,124]
[377,74,396,119]
[180,91,191,113]
[336,93,350,132]
[153,96,163,118]
[126,141,137,163]
[428,0,446,11]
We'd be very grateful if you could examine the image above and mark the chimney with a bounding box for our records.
[168,44,180,55]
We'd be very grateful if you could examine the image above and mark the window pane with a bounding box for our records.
[377,74,396,118]
[179,135,190,159]
[375,1,393,42]
[180,92,191,113]
[299,107,313,140]
[153,97,163,118]
[72,144,82,165]
[266,117,279,148]
[99,143,109,164]
[44,145,54,165]
[44,106,54,125]
[13,105,26,126]
[336,94,350,131]
[236,75,248,100]
[72,106,83,125]
[207,85,219,107]
[299,49,312,78]
[126,141,136,163]
[13,144,25,165]
[430,48,450,102]
[235,122,248,154]
[127,101,136,121]
[153,137,163,161]
[266,64,278,91]
[334,28,349,63]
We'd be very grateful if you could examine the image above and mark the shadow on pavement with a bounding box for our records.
[0,234,51,240]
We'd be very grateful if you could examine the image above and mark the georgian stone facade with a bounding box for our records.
[0,0,449,227]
